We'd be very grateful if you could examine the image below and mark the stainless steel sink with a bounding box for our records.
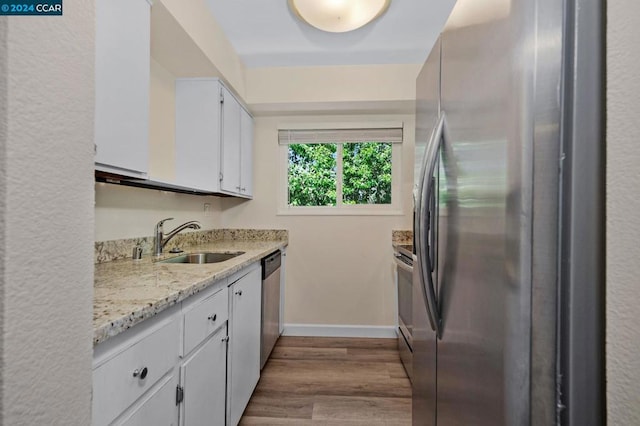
[159,251,245,264]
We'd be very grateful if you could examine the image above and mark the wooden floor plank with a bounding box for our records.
[276,336,398,350]
[270,346,348,361]
[254,374,411,398]
[387,362,412,380]
[239,417,315,425]
[346,347,403,362]
[312,395,411,423]
[240,337,411,425]
[240,417,396,426]
[262,358,392,380]
[241,393,315,420]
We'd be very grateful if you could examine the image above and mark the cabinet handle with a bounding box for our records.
[133,367,148,380]
[241,187,246,192]
[235,186,241,190]
[235,290,243,296]
[208,313,217,322]
[222,336,229,343]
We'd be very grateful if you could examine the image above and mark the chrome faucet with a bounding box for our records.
[154,218,201,256]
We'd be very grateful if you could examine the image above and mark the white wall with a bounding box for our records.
[246,64,420,115]
[95,184,223,241]
[95,57,224,242]
[149,58,177,182]
[0,2,94,423]
[157,0,246,97]
[222,114,414,328]
[607,1,640,424]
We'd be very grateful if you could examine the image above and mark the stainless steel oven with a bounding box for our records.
[394,244,413,381]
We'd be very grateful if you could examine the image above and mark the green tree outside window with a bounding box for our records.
[288,142,392,207]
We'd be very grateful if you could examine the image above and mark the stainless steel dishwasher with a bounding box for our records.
[260,250,281,369]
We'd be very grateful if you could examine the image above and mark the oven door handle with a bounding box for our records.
[394,255,414,273]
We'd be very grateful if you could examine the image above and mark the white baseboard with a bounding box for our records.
[282,323,397,339]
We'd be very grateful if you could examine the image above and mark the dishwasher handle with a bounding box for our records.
[261,251,282,279]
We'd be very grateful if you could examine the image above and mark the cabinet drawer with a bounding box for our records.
[184,286,228,355]
[92,318,180,426]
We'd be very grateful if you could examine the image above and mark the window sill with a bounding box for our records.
[277,208,405,216]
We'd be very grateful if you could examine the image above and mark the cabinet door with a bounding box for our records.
[119,372,179,426]
[279,250,287,335]
[239,108,254,198]
[228,267,262,426]
[220,86,241,194]
[175,79,222,192]
[95,0,149,178]
[180,327,227,426]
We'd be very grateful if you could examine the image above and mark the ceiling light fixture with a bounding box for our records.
[288,0,391,33]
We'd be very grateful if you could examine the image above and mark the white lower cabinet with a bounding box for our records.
[93,262,265,426]
[227,265,262,426]
[120,372,179,426]
[179,326,228,426]
[92,313,180,426]
[179,285,229,426]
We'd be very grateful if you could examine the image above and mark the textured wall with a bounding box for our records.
[0,2,94,424]
[0,15,6,423]
[607,0,640,424]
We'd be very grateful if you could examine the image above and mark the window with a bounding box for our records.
[278,125,403,215]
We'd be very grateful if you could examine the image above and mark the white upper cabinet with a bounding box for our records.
[174,79,222,192]
[239,107,254,197]
[220,86,242,194]
[220,87,253,198]
[220,85,254,198]
[175,78,254,198]
[95,0,150,178]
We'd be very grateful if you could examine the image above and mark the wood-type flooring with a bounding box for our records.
[239,336,412,426]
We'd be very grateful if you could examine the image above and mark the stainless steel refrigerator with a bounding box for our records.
[412,0,605,425]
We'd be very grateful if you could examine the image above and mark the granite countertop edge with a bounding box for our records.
[94,239,287,346]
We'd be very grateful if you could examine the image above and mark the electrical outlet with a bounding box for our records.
[203,203,212,217]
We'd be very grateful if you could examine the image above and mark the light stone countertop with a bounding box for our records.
[392,229,413,249]
[94,239,287,346]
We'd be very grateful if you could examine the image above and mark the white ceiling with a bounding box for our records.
[205,0,456,68]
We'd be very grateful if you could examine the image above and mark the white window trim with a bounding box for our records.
[277,135,404,217]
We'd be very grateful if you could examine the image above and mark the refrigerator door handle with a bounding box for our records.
[429,175,437,273]
[416,112,447,338]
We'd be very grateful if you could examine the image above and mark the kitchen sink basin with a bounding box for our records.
[160,251,245,264]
